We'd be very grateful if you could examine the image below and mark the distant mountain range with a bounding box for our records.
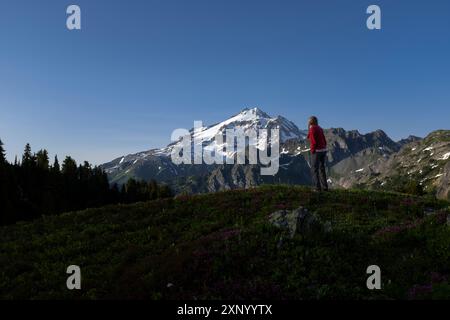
[101,108,450,199]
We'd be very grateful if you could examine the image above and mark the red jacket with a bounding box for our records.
[307,125,327,154]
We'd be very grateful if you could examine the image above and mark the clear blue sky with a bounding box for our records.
[1,0,449,165]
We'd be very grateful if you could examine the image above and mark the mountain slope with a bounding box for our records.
[347,130,450,199]
[1,185,449,299]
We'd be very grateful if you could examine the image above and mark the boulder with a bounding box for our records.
[268,206,328,238]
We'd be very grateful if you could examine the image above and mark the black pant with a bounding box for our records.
[311,151,328,191]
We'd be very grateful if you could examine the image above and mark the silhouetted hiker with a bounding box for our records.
[307,116,328,192]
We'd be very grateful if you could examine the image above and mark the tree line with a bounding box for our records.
[0,139,172,225]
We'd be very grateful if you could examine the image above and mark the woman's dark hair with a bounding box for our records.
[308,116,318,127]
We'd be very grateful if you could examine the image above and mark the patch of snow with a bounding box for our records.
[441,152,450,160]
[355,168,364,173]
[423,146,433,152]
[119,157,125,164]
[435,173,443,178]
[293,148,310,156]
[411,147,417,151]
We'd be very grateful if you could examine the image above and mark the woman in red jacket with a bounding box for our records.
[307,116,329,192]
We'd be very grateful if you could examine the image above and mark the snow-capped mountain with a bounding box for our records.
[187,107,306,144]
[102,107,307,183]
[161,107,306,156]
[166,107,306,160]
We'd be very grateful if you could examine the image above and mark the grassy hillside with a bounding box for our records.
[1,185,449,300]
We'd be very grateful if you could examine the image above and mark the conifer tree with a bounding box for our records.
[36,149,50,170]
[52,155,60,174]
[22,143,34,166]
[62,156,77,176]
[149,179,158,199]
[0,139,6,164]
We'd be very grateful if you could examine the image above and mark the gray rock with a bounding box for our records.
[268,207,326,238]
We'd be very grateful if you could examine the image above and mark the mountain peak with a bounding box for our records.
[238,107,270,118]
[397,135,422,146]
